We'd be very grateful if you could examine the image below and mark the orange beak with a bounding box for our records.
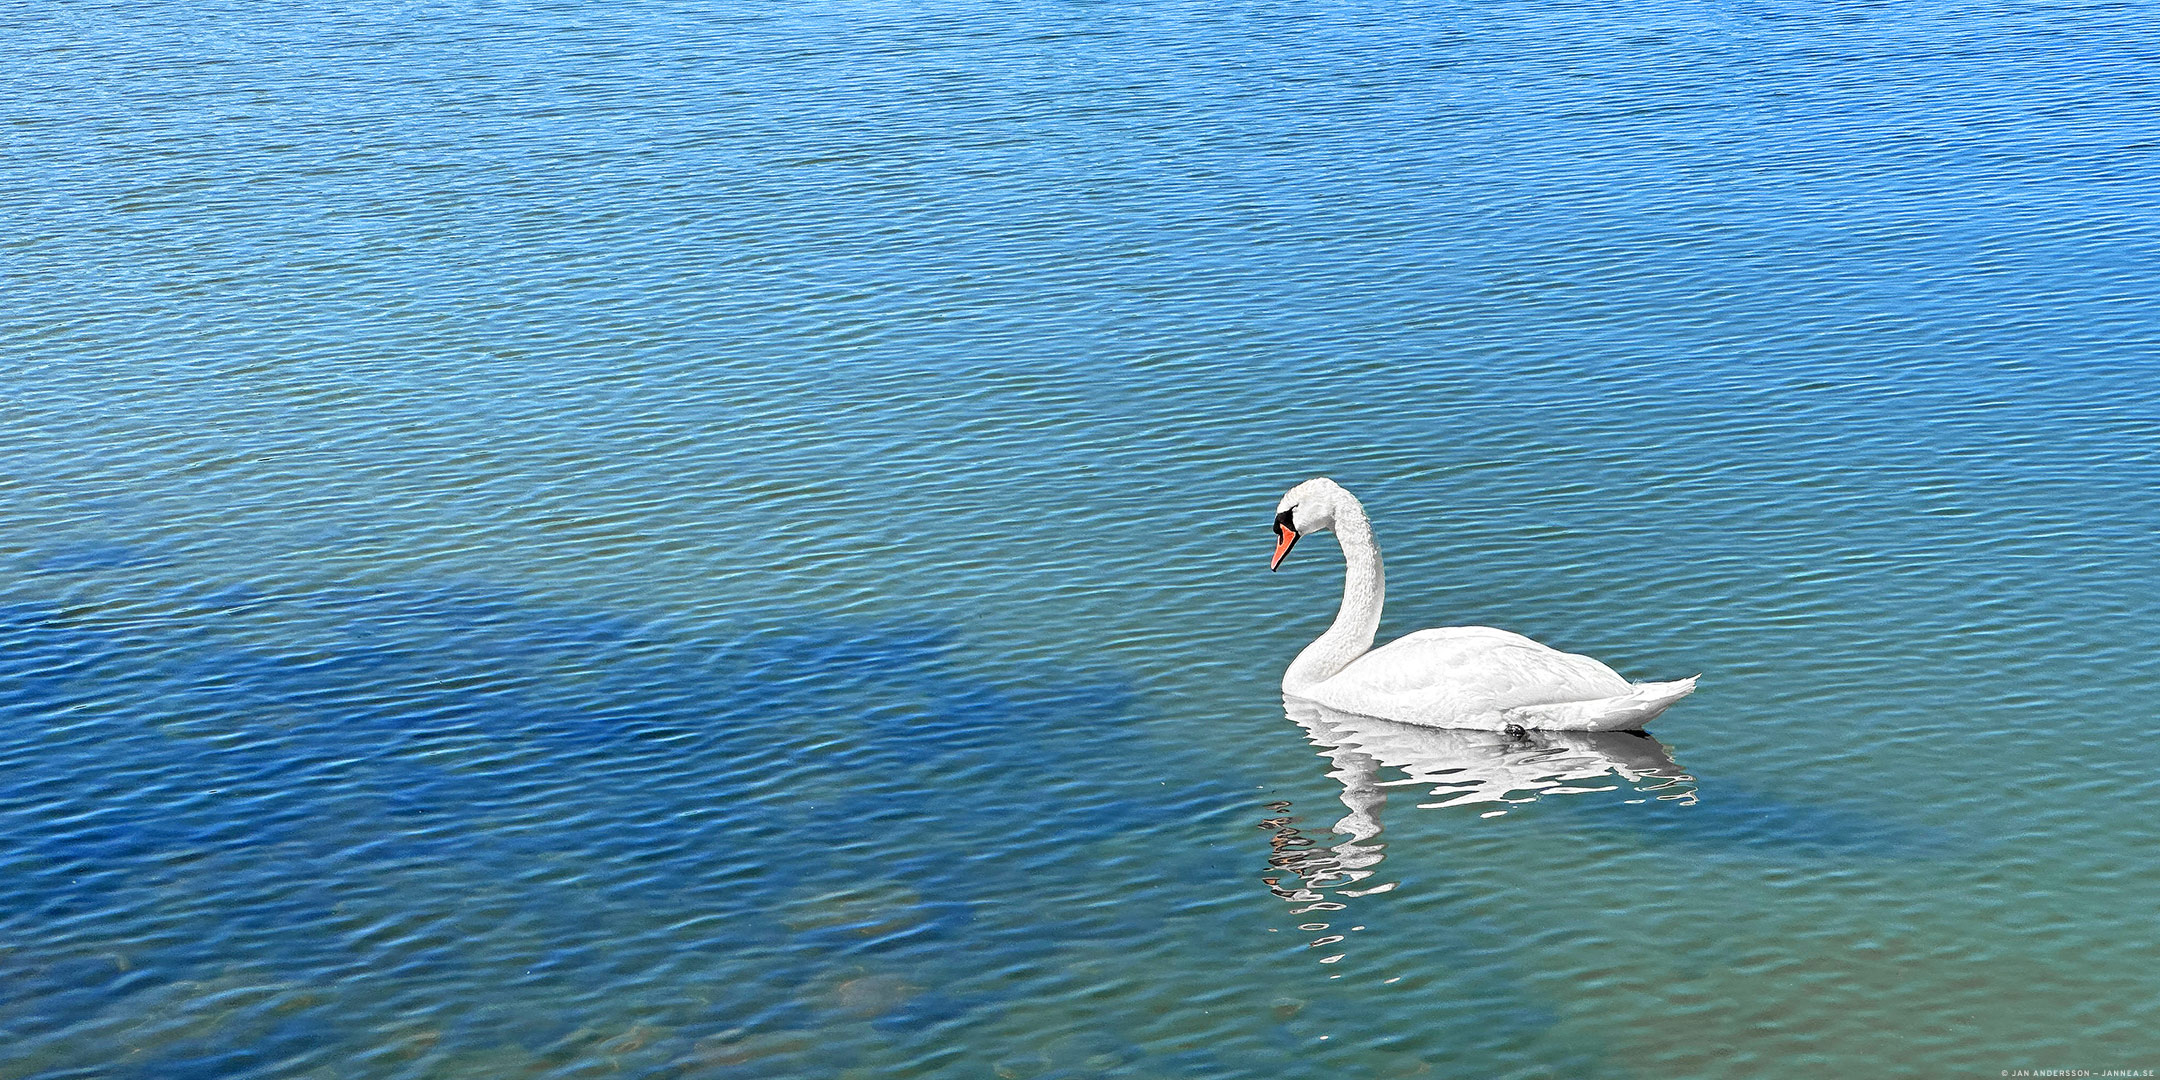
[1270,526,1300,571]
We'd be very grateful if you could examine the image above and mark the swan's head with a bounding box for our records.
[1271,477,1354,571]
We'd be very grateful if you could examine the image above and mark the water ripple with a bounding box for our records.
[8,0,2160,1074]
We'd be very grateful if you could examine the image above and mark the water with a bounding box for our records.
[6,0,2159,1075]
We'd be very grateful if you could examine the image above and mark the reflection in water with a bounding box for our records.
[1263,698,1694,962]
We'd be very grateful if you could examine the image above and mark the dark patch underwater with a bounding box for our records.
[0,580,1284,1076]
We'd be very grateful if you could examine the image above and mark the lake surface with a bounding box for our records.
[6,0,2159,1076]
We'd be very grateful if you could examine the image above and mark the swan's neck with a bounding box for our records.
[1283,504,1384,694]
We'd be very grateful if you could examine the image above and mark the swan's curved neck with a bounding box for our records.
[1283,502,1384,694]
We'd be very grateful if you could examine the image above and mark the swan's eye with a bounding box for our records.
[1274,508,1296,534]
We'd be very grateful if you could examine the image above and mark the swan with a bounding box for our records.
[1271,477,1696,732]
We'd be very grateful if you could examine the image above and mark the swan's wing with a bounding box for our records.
[1316,626,1635,721]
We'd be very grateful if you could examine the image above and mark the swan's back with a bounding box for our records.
[1302,626,1689,731]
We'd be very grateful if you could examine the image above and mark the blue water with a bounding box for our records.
[6,1,2160,1076]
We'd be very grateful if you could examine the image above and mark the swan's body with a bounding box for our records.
[1272,478,1695,732]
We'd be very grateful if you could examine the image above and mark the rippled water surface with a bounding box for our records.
[7,1,2160,1076]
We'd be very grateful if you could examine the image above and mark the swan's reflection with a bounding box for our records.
[1262,698,1695,943]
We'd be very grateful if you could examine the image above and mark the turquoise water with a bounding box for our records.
[7,0,2160,1076]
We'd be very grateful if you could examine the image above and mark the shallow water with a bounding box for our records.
[6,0,2160,1076]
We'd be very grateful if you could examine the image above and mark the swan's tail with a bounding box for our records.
[1516,675,1698,732]
[1608,675,1698,730]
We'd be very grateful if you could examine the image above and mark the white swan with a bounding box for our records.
[1271,477,1696,732]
